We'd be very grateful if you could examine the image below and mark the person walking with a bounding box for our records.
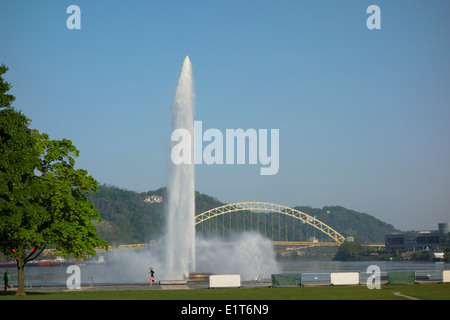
[4,269,11,291]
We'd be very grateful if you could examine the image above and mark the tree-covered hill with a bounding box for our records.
[88,185,224,245]
[89,185,398,245]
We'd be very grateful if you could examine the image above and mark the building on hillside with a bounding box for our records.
[144,195,163,203]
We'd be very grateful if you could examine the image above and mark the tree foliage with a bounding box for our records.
[334,241,365,261]
[0,64,107,295]
[36,133,108,259]
[0,104,45,260]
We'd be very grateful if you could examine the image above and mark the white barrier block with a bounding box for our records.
[443,270,450,283]
[209,275,241,288]
[330,272,360,286]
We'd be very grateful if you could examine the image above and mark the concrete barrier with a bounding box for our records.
[159,280,190,290]
[443,270,450,283]
[330,272,360,286]
[159,280,188,285]
[209,275,241,288]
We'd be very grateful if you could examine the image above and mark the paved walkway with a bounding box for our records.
[392,292,421,300]
[9,281,271,293]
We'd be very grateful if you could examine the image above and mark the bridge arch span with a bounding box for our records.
[195,202,346,244]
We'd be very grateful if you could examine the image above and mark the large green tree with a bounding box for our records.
[0,64,108,295]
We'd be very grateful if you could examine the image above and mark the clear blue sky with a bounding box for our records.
[1,0,449,231]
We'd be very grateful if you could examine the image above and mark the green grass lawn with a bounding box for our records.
[1,284,449,300]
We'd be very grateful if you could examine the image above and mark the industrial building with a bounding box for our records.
[385,223,450,250]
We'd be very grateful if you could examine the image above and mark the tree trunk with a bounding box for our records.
[15,257,26,296]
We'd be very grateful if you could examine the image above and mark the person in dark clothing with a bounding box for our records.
[149,267,157,286]
[4,269,11,291]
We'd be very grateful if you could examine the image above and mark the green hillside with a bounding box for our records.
[293,206,398,244]
[88,185,224,245]
[88,185,398,245]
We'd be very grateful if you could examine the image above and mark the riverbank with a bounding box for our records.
[275,244,450,263]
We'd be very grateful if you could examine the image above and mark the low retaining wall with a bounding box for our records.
[159,280,187,285]
[159,280,190,290]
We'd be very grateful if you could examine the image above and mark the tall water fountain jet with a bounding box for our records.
[165,56,196,279]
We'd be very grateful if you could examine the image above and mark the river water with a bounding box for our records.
[4,258,449,287]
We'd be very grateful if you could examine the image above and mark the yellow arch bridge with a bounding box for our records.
[83,202,367,253]
[195,202,346,244]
